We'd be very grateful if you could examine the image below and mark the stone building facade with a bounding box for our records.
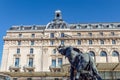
[1,10,120,79]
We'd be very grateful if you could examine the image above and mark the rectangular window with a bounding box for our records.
[61,33,65,37]
[100,39,104,44]
[50,33,54,38]
[31,41,34,45]
[31,34,35,37]
[52,59,56,67]
[77,40,81,45]
[29,58,33,67]
[111,32,115,36]
[100,32,103,36]
[61,40,64,45]
[15,58,19,67]
[50,40,54,45]
[17,48,20,54]
[19,34,22,37]
[53,49,56,54]
[30,48,33,54]
[18,41,21,45]
[89,40,92,45]
[77,33,81,36]
[88,33,92,36]
[58,58,62,66]
[112,40,116,44]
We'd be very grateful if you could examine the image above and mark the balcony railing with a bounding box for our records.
[49,65,62,72]
[9,65,21,72]
[23,65,35,72]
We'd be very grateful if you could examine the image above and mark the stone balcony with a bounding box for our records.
[49,65,62,72]
[23,65,35,72]
[9,65,21,72]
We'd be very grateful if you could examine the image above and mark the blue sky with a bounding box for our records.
[0,0,120,64]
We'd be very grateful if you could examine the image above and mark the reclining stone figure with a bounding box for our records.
[57,45,102,80]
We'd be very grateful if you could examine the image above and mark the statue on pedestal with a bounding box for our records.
[57,45,102,80]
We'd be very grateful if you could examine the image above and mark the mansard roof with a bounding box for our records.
[8,10,120,31]
[9,22,120,31]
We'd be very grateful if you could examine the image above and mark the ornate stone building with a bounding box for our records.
[1,10,120,79]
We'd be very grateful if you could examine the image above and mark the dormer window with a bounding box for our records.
[33,25,36,30]
[61,25,64,29]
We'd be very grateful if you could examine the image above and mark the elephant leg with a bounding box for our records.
[70,66,74,80]
[75,72,80,80]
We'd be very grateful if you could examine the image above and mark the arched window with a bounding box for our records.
[112,51,119,56]
[30,48,34,54]
[100,51,107,57]
[89,51,95,57]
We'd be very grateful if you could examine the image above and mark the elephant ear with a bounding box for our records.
[73,48,80,53]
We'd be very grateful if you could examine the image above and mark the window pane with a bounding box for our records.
[50,40,54,45]
[31,34,35,37]
[100,51,107,56]
[100,39,104,44]
[111,32,115,35]
[18,41,21,45]
[112,51,119,56]
[61,40,64,45]
[50,33,54,38]
[31,41,34,45]
[30,48,33,54]
[77,40,81,45]
[29,58,33,67]
[77,33,81,36]
[61,33,64,37]
[89,51,95,56]
[19,34,22,37]
[88,33,92,36]
[17,48,20,54]
[89,40,92,44]
[52,59,56,67]
[53,49,56,54]
[58,58,62,66]
[112,40,116,44]
[15,58,19,67]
